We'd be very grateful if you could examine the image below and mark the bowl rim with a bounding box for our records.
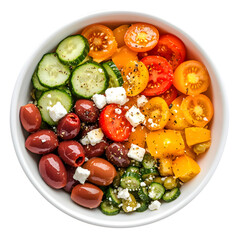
[10,10,229,228]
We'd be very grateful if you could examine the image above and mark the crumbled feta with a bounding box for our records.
[136,203,141,209]
[105,87,128,105]
[126,206,133,212]
[140,182,146,187]
[87,128,104,146]
[147,118,158,128]
[127,144,146,162]
[148,191,156,199]
[80,135,90,145]
[125,106,145,127]
[117,188,130,200]
[92,94,107,109]
[137,95,148,108]
[148,200,161,211]
[115,108,122,114]
[73,167,90,184]
[48,102,67,122]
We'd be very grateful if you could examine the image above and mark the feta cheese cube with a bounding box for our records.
[127,144,146,162]
[92,94,107,109]
[80,135,90,145]
[117,188,130,200]
[148,200,161,211]
[125,106,145,127]
[137,95,148,108]
[87,128,104,146]
[73,167,90,184]
[48,101,67,122]
[105,87,128,105]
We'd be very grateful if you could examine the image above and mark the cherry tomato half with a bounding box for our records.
[159,85,178,106]
[124,23,159,52]
[99,104,131,142]
[82,24,117,62]
[141,56,174,96]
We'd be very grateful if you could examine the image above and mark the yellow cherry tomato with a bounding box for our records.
[113,25,130,48]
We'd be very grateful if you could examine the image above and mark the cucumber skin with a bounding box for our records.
[70,61,109,99]
[106,188,121,207]
[56,35,90,66]
[37,53,71,89]
[32,71,49,91]
[162,188,181,202]
[100,201,120,216]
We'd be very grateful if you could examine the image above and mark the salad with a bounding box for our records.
[20,22,213,215]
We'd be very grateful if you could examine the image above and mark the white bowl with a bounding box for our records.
[10,11,229,228]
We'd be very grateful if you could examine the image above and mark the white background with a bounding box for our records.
[1,0,239,239]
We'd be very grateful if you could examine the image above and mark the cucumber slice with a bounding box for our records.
[136,201,148,212]
[140,168,159,180]
[162,187,181,202]
[142,153,157,169]
[126,166,140,174]
[138,187,150,202]
[130,159,142,168]
[32,71,49,91]
[56,35,89,66]
[100,200,120,216]
[38,89,73,126]
[71,62,109,99]
[148,182,165,200]
[106,187,121,207]
[102,61,123,87]
[37,53,71,88]
[120,172,141,191]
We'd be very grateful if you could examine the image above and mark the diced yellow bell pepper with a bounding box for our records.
[158,157,173,176]
[185,127,211,146]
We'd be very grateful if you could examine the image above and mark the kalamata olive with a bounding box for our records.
[64,166,78,193]
[83,158,117,186]
[57,113,81,140]
[74,100,99,123]
[71,183,103,209]
[105,143,130,167]
[25,130,58,154]
[39,153,67,189]
[20,103,42,132]
[58,140,85,167]
[83,141,108,158]
[80,124,98,138]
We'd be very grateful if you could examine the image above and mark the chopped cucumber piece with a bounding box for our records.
[56,35,89,66]
[32,71,49,91]
[130,159,142,168]
[136,201,148,212]
[138,187,150,202]
[148,182,165,200]
[37,53,71,88]
[142,153,157,169]
[120,172,141,191]
[140,167,159,180]
[70,62,109,99]
[38,89,73,126]
[102,61,123,87]
[162,187,181,202]
[100,200,120,216]
[126,166,140,174]
[106,187,121,207]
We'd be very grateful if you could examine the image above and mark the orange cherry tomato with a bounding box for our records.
[122,60,149,96]
[113,25,130,48]
[173,60,210,95]
[142,97,170,131]
[82,24,117,62]
[181,94,213,127]
[124,23,159,52]
[112,45,138,70]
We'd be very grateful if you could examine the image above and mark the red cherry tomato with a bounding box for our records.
[99,104,131,142]
[20,104,42,132]
[25,130,58,154]
[57,113,81,140]
[159,85,178,106]
[71,183,103,209]
[58,140,85,167]
[141,56,173,96]
[39,154,67,189]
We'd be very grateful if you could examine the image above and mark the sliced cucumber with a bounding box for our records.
[126,166,140,174]
[140,168,159,180]
[32,71,49,91]
[130,159,142,168]
[148,182,165,200]
[162,187,181,202]
[100,200,120,216]
[37,53,71,88]
[38,89,73,126]
[106,187,121,207]
[136,201,148,212]
[102,61,123,87]
[71,62,109,99]
[56,35,89,66]
[142,153,157,169]
[138,187,150,202]
[120,172,141,191]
